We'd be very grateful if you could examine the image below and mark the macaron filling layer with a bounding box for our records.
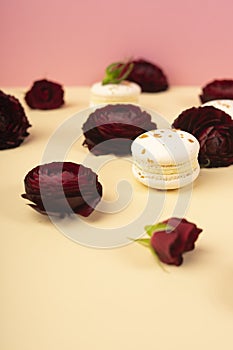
[132,163,200,189]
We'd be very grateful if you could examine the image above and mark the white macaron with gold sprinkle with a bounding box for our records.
[131,128,200,190]
[90,81,141,106]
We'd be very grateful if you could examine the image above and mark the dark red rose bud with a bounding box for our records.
[172,106,233,168]
[82,104,157,156]
[25,79,64,110]
[21,162,103,217]
[127,59,169,93]
[150,218,202,266]
[0,90,31,150]
[200,79,233,103]
[151,230,183,266]
[162,218,202,252]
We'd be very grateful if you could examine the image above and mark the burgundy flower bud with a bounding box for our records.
[82,104,157,156]
[25,79,64,110]
[21,162,103,217]
[0,90,31,150]
[150,218,202,266]
[127,59,169,92]
[172,106,233,168]
[200,80,233,103]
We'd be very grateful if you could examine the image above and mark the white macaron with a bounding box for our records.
[131,128,200,190]
[90,81,141,106]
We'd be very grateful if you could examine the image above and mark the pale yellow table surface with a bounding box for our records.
[1,87,233,350]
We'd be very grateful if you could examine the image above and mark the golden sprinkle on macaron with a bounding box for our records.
[220,102,230,108]
[141,149,146,154]
[139,134,148,138]
[188,139,194,143]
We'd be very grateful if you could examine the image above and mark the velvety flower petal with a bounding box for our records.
[164,218,202,252]
[21,162,103,217]
[151,230,183,266]
[127,59,169,93]
[25,79,64,110]
[148,217,202,266]
[172,106,233,168]
[0,90,31,150]
[200,80,233,103]
[82,104,157,156]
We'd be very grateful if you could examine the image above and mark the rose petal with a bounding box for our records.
[151,230,183,266]
[127,59,169,92]
[25,79,64,110]
[172,106,233,168]
[21,162,103,217]
[200,80,233,103]
[165,218,202,252]
[82,104,157,156]
[0,90,31,150]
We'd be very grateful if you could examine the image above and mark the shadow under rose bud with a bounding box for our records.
[134,218,202,266]
[21,162,103,218]
[25,79,64,110]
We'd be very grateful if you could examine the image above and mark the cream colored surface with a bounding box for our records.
[1,86,233,350]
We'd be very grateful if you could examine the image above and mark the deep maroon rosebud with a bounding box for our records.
[25,79,64,110]
[200,79,233,103]
[127,59,169,92]
[172,106,233,168]
[0,90,31,150]
[82,104,157,156]
[21,162,103,217]
[150,218,202,266]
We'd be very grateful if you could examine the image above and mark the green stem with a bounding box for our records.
[102,62,134,85]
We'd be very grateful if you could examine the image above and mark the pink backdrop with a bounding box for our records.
[1,0,233,87]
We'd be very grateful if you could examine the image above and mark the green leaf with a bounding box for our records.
[106,62,122,75]
[102,61,134,85]
[102,76,113,85]
[145,222,173,237]
[133,238,151,247]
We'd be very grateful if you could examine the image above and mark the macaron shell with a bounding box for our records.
[131,129,200,165]
[90,81,141,106]
[91,81,141,97]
